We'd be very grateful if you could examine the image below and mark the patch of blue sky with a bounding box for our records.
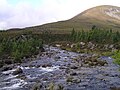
[7,0,43,7]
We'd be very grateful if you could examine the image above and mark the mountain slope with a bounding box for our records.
[71,5,120,27]
[25,5,120,33]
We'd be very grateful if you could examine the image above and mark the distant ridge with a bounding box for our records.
[9,5,120,33]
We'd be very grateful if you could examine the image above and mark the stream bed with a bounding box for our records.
[0,45,120,90]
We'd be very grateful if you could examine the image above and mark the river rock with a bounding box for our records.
[70,65,78,69]
[42,63,52,68]
[55,44,61,47]
[66,76,81,84]
[54,56,61,60]
[12,68,23,75]
[66,76,74,83]
[54,84,64,90]
[110,87,120,90]
[97,60,107,66]
[4,59,13,65]
[40,47,45,52]
[59,66,68,69]
[71,44,76,48]
[16,74,27,80]
[0,62,3,68]
[70,71,78,76]
[1,65,13,71]
[70,72,77,76]
[80,42,85,46]
[72,78,81,83]
[31,82,43,90]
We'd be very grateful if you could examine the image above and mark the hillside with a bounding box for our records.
[22,5,120,34]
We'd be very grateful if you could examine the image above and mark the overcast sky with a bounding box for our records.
[0,0,120,30]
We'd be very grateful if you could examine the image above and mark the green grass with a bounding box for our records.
[112,50,120,65]
[101,51,114,56]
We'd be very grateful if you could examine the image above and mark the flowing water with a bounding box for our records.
[0,46,120,90]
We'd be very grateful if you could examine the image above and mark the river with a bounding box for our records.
[0,45,120,90]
